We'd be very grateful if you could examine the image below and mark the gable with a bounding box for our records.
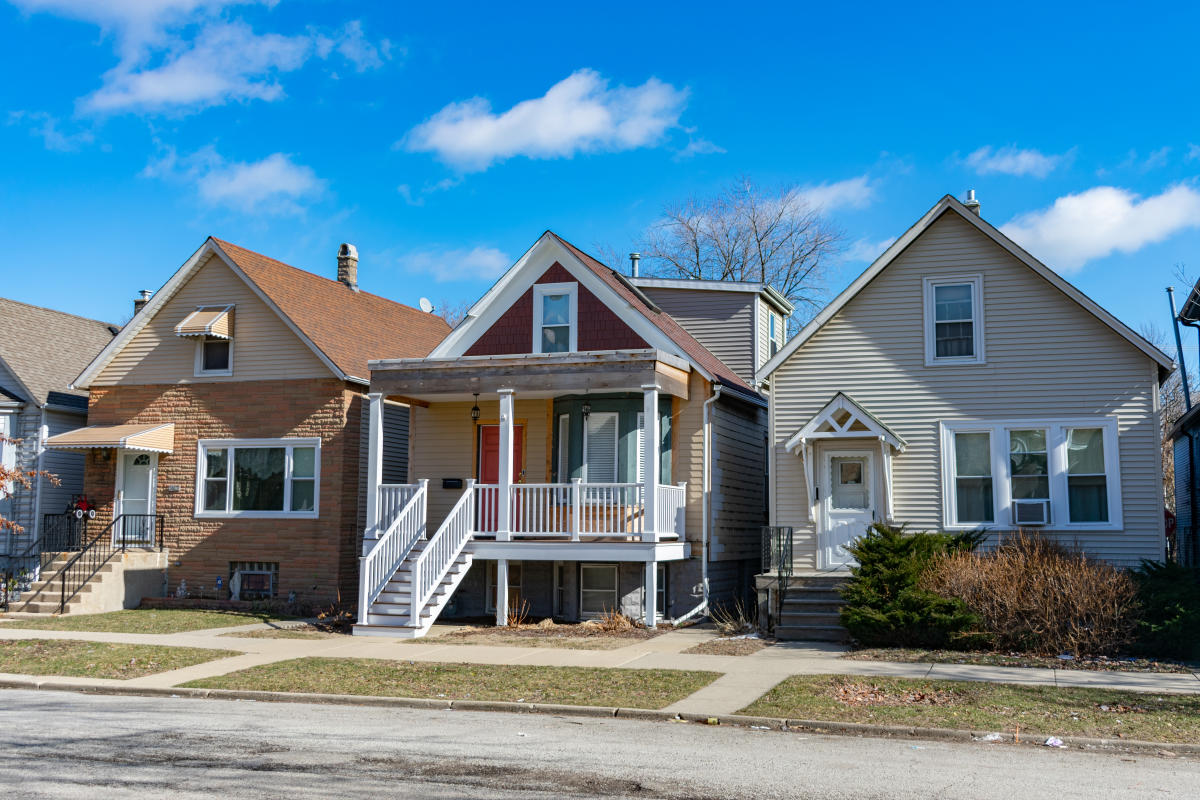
[466,263,649,356]
[91,252,331,386]
[0,356,30,404]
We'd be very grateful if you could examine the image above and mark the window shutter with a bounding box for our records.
[636,412,645,484]
[584,413,618,483]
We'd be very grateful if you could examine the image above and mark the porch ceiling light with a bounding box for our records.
[471,393,480,422]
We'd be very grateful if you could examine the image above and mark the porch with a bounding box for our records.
[356,350,696,636]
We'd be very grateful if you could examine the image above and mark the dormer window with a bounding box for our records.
[533,283,577,353]
[175,305,235,377]
[923,276,984,365]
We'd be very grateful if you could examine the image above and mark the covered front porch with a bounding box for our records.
[358,350,695,634]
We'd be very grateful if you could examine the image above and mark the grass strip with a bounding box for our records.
[843,647,1195,674]
[185,657,718,709]
[741,673,1200,744]
[1,609,284,634]
[0,638,238,680]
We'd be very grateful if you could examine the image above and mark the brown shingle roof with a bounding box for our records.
[211,238,452,382]
[549,234,760,398]
[0,297,116,407]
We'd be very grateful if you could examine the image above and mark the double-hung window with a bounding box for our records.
[924,275,984,364]
[941,420,1120,529]
[197,438,320,518]
[533,283,578,353]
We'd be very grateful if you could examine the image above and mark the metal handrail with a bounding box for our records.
[761,526,794,634]
[1,515,89,611]
[49,514,164,613]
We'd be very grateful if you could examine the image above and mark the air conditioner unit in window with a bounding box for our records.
[1012,499,1050,526]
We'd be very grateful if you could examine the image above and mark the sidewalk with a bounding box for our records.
[2,619,1198,713]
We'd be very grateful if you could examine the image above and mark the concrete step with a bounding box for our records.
[774,624,849,643]
[351,623,422,638]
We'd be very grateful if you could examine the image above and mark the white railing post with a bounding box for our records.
[497,388,515,542]
[571,478,582,541]
[357,556,369,625]
[641,384,660,543]
[363,392,384,551]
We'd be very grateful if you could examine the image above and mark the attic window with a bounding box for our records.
[533,283,578,353]
[923,276,984,365]
[198,337,232,375]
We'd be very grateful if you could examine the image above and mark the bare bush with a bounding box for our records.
[593,608,641,632]
[921,531,1140,656]
[710,598,756,636]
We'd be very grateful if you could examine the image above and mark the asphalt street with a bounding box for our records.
[0,690,1197,799]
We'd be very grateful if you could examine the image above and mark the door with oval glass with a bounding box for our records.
[821,451,873,569]
[115,452,157,545]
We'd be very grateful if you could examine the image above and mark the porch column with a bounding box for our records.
[495,558,509,626]
[644,560,658,627]
[641,384,660,542]
[363,392,384,552]
[497,389,515,542]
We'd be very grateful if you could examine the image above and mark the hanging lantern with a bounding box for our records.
[470,393,481,422]
[582,399,591,419]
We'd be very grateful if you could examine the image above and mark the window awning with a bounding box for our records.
[175,305,234,339]
[44,423,175,454]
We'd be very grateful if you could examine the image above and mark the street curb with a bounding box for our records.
[2,678,1196,758]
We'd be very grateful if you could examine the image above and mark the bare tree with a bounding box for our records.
[436,298,472,328]
[640,177,844,325]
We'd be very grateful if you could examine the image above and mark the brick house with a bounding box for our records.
[356,232,789,636]
[45,239,449,606]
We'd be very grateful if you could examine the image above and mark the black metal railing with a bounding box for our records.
[761,526,794,634]
[49,514,164,614]
[1,515,90,612]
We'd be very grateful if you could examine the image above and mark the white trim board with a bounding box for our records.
[756,195,1174,383]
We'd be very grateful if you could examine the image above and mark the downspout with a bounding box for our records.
[675,383,723,623]
[1167,287,1191,411]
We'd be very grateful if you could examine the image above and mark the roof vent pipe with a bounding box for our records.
[133,289,152,316]
[338,243,359,291]
[964,189,981,215]
[629,252,641,278]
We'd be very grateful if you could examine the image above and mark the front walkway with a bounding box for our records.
[2,619,1198,713]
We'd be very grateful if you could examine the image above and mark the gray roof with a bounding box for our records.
[0,297,118,407]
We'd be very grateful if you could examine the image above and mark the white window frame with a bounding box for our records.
[582,411,619,483]
[0,413,15,500]
[194,336,234,377]
[923,275,984,366]
[194,437,320,519]
[939,418,1122,531]
[579,562,619,619]
[532,282,578,354]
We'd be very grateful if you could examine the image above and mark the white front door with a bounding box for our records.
[116,452,157,545]
[821,451,873,569]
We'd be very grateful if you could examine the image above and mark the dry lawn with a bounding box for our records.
[0,639,238,679]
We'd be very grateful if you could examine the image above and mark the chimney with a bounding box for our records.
[629,252,641,278]
[964,189,981,215]
[133,289,152,316]
[337,243,359,291]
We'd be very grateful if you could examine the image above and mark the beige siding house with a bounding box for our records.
[757,194,1173,573]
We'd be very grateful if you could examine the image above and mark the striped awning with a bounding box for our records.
[175,305,234,339]
[44,423,175,454]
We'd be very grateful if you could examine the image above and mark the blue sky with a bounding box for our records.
[3,1,1200,368]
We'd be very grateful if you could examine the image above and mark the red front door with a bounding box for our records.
[478,425,524,530]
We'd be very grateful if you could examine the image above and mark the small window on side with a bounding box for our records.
[197,336,232,375]
[924,276,983,365]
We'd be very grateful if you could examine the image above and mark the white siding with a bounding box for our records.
[770,212,1165,567]
[92,253,330,386]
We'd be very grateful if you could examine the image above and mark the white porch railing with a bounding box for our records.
[378,483,419,533]
[410,482,475,626]
[358,480,427,625]
[471,482,684,540]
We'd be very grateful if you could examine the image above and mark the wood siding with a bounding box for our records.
[638,287,756,383]
[710,395,768,561]
[92,253,330,386]
[770,212,1165,567]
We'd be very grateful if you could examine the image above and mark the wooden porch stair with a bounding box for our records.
[352,541,473,637]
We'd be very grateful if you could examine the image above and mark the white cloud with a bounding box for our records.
[145,146,324,214]
[404,69,689,171]
[798,175,874,211]
[674,136,724,160]
[1001,184,1200,271]
[399,246,511,282]
[965,145,1065,178]
[7,110,93,151]
[844,236,896,263]
[12,2,387,114]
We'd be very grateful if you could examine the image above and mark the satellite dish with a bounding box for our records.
[419,297,434,313]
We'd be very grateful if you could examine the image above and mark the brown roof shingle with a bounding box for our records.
[211,238,452,382]
[549,234,759,398]
[0,297,117,407]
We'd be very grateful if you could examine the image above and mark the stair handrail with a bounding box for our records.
[409,480,475,627]
[51,513,164,613]
[1,514,88,611]
[358,479,427,625]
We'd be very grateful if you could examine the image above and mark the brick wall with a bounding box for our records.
[83,378,364,604]
[466,263,648,355]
